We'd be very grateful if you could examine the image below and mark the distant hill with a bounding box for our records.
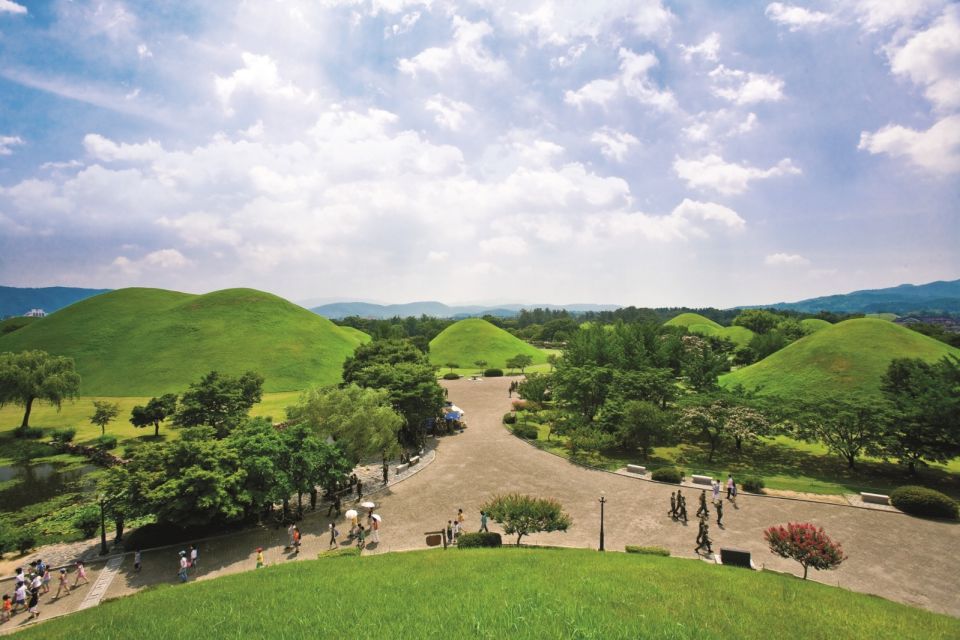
[799,318,832,333]
[428,318,547,370]
[0,286,111,318]
[750,279,960,314]
[0,288,369,395]
[664,313,754,347]
[311,301,621,319]
[720,318,960,401]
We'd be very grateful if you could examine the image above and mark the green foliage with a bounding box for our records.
[651,467,682,483]
[502,412,516,425]
[481,493,572,545]
[16,530,37,554]
[506,353,534,372]
[0,288,368,395]
[625,545,670,556]
[227,418,292,516]
[790,401,888,469]
[609,400,670,456]
[484,368,503,377]
[457,532,503,548]
[130,394,178,438]
[281,422,351,513]
[317,546,361,559]
[95,433,119,450]
[517,373,550,404]
[173,371,263,438]
[429,318,547,370]
[742,477,765,493]
[0,521,12,554]
[678,394,771,460]
[890,486,958,520]
[0,349,81,428]
[90,400,120,435]
[51,427,77,443]
[512,422,538,439]
[442,372,461,380]
[73,506,101,538]
[733,309,783,335]
[764,522,846,580]
[14,425,45,439]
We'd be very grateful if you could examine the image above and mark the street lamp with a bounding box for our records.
[98,494,109,555]
[599,493,606,552]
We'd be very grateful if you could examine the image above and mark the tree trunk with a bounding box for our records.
[846,454,856,469]
[20,396,35,428]
[908,460,917,476]
[735,436,743,452]
[154,421,160,438]
[516,533,524,546]
[802,563,809,580]
[114,516,125,543]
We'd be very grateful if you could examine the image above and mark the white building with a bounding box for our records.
[24,308,46,317]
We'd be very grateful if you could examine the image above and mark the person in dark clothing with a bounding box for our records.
[327,494,342,517]
[678,494,688,523]
[696,490,709,518]
[716,499,724,527]
[695,521,713,555]
[668,493,677,518]
[356,479,363,499]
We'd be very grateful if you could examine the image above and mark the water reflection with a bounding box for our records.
[0,462,98,512]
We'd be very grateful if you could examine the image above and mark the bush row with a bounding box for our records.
[484,368,504,377]
[890,486,958,520]
[457,532,503,548]
[651,467,682,484]
[512,423,538,440]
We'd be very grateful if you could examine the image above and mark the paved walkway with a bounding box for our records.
[77,556,123,611]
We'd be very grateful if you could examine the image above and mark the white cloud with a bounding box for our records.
[385,11,420,37]
[0,0,26,15]
[137,43,152,59]
[683,110,757,143]
[113,248,192,273]
[424,94,474,131]
[590,127,639,162]
[709,65,785,105]
[397,16,507,77]
[565,48,675,110]
[479,235,528,255]
[588,198,745,242]
[550,43,587,69]
[487,0,673,45]
[850,0,946,32]
[674,154,801,195]
[214,52,317,116]
[765,252,810,266]
[83,133,163,163]
[679,32,720,62]
[427,250,448,262]
[885,5,960,111]
[765,3,833,31]
[0,135,24,155]
[858,114,960,174]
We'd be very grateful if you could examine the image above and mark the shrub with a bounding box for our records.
[14,426,44,439]
[95,434,119,450]
[0,522,11,555]
[484,368,504,377]
[625,545,670,556]
[512,423,538,440]
[457,532,503,548]
[764,522,846,580]
[742,477,765,493]
[503,412,517,425]
[651,467,682,484]
[16,531,37,555]
[51,427,77,443]
[442,372,461,380]
[481,493,572,545]
[890,486,958,520]
[74,507,101,538]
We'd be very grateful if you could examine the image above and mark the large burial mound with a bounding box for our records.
[429,318,546,369]
[665,313,755,347]
[0,288,369,395]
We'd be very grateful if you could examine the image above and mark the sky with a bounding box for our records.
[0,0,957,308]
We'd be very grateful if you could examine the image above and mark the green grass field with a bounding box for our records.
[720,318,959,401]
[14,548,958,639]
[0,288,369,395]
[664,312,722,330]
[429,318,548,370]
[799,318,831,333]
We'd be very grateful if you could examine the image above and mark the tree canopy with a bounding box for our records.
[481,493,572,545]
[0,350,81,429]
[90,400,120,435]
[130,393,178,437]
[173,370,263,438]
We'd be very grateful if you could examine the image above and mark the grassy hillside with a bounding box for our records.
[664,312,722,329]
[0,288,369,396]
[721,318,959,401]
[0,316,40,336]
[665,313,754,347]
[15,549,958,639]
[429,318,546,369]
[800,318,832,333]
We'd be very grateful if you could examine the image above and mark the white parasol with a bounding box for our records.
[344,509,358,519]
[371,514,382,522]
[360,501,376,509]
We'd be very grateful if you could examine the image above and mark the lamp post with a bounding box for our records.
[599,493,606,552]
[98,495,109,555]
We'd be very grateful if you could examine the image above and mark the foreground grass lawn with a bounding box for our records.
[17,549,959,639]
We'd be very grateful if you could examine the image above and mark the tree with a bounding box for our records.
[517,373,551,405]
[481,493,572,545]
[172,371,263,438]
[474,360,487,372]
[228,418,293,520]
[0,350,81,429]
[792,401,887,469]
[98,465,132,542]
[506,354,534,374]
[732,309,782,335]
[764,522,846,579]
[130,394,178,437]
[342,339,426,383]
[90,400,120,436]
[551,364,614,423]
[680,336,727,392]
[678,396,770,460]
[613,400,670,456]
[546,354,558,372]
[280,422,351,516]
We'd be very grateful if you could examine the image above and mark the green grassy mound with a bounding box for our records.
[800,318,832,333]
[16,549,957,639]
[664,312,722,329]
[0,315,40,335]
[721,318,959,401]
[429,318,546,369]
[664,314,753,346]
[0,288,369,395]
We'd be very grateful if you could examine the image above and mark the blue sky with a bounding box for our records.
[0,0,957,307]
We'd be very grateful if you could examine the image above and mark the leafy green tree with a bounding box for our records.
[98,465,131,542]
[228,418,293,520]
[280,422,351,516]
[546,353,558,371]
[0,350,81,429]
[506,354,534,373]
[342,339,426,382]
[517,373,551,405]
[551,364,614,422]
[680,336,727,392]
[613,400,671,456]
[732,309,782,335]
[609,368,676,409]
[481,493,572,545]
[90,400,120,435]
[792,401,888,469]
[173,371,263,438]
[679,395,770,460]
[130,394,178,437]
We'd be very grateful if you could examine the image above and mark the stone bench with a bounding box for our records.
[395,463,409,474]
[860,492,890,505]
[409,455,420,466]
[626,464,647,475]
[691,474,713,486]
[718,548,757,570]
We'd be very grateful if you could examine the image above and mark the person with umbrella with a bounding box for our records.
[371,514,382,543]
[345,509,359,539]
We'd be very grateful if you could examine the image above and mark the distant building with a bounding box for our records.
[24,308,46,318]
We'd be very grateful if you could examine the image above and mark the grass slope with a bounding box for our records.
[721,318,959,401]
[665,313,753,347]
[16,549,958,639]
[664,312,722,329]
[800,318,832,333]
[0,288,369,395]
[429,318,546,369]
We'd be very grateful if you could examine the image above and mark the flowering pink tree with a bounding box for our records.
[764,522,846,579]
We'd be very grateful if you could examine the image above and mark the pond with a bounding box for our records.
[0,462,99,512]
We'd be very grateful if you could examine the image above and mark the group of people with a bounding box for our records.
[176,545,200,582]
[667,475,738,555]
[444,508,467,545]
[2,559,89,623]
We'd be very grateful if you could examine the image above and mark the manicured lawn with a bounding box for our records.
[429,318,548,370]
[15,548,959,639]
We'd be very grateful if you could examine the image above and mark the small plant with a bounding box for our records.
[95,433,119,450]
[512,423,538,439]
[74,506,101,538]
[503,412,517,425]
[457,532,503,548]
[890,486,958,520]
[651,467,682,484]
[625,545,670,556]
[484,368,504,377]
[764,522,846,580]
[16,531,37,555]
[742,476,765,493]
[51,427,77,443]
[442,372,461,380]
[14,426,44,439]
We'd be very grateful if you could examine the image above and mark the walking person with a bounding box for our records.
[40,563,50,595]
[453,519,462,543]
[26,584,40,620]
[1,594,11,622]
[696,490,709,518]
[457,508,465,528]
[678,494,688,523]
[730,480,738,504]
[134,549,142,572]
[189,545,199,572]
[371,517,380,543]
[356,479,363,500]
[712,479,720,502]
[256,547,264,569]
[54,569,70,599]
[72,561,89,588]
[357,525,366,551]
[695,520,713,555]
[327,493,342,518]
[292,526,301,555]
[668,492,677,519]
[328,523,339,549]
[446,520,453,545]
[12,582,26,614]
[726,475,735,500]
[480,510,489,532]
[287,523,296,549]
[716,499,724,528]
[178,551,189,582]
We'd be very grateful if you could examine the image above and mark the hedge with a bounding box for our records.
[741,477,765,493]
[457,532,503,548]
[890,486,958,520]
[442,372,461,380]
[51,427,77,443]
[503,412,517,425]
[484,368,504,377]
[625,545,670,556]
[95,433,119,450]
[512,423,538,439]
[651,467,682,484]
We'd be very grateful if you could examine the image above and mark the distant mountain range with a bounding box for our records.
[750,279,960,314]
[309,301,621,319]
[0,286,111,318]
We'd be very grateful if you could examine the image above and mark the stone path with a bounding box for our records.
[77,556,123,610]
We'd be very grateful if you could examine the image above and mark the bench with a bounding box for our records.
[409,455,421,466]
[395,463,409,474]
[860,492,890,505]
[691,474,713,486]
[718,548,757,570]
[626,464,647,475]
